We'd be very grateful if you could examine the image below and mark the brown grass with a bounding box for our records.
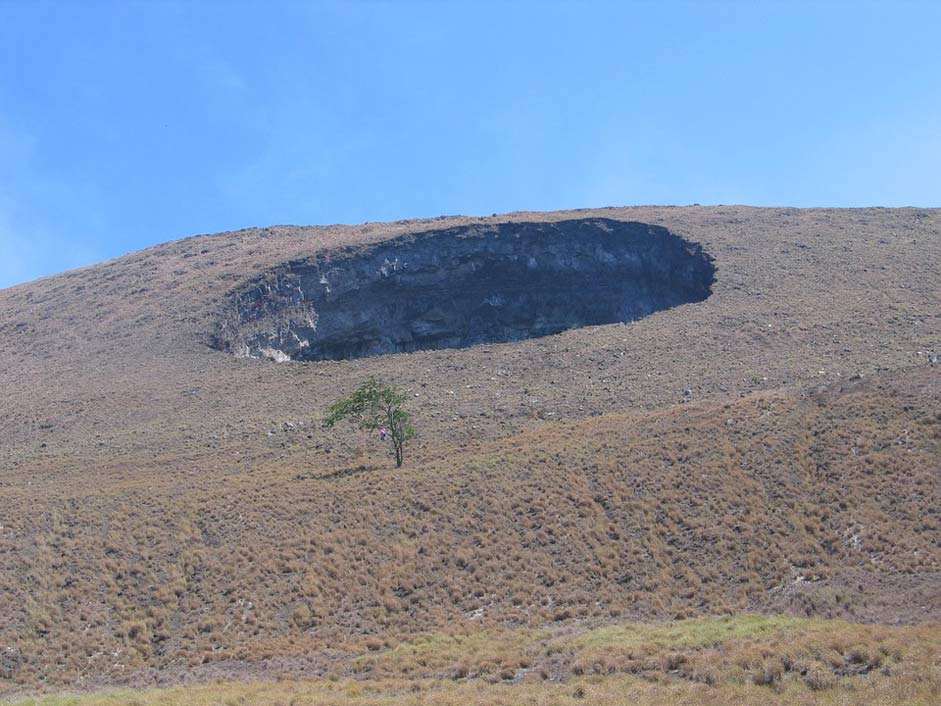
[0,206,939,694]
[0,366,938,692]
[1,207,938,466]
[4,616,941,705]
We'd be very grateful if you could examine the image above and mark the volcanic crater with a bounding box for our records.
[214,218,716,361]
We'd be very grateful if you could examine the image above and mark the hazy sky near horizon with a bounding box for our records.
[2,1,939,288]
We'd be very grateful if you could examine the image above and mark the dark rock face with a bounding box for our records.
[213,219,715,361]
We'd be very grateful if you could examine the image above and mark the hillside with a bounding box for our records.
[0,206,939,696]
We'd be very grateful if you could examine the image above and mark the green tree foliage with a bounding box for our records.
[324,377,417,467]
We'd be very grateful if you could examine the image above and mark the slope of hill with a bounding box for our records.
[0,206,938,695]
[2,207,938,467]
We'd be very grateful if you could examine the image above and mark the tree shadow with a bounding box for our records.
[301,464,378,481]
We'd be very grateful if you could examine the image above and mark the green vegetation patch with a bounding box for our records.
[575,614,816,650]
[5,614,941,705]
[356,626,551,679]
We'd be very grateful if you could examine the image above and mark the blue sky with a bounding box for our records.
[1,1,939,288]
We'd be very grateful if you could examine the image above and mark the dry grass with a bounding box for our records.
[0,366,938,692]
[9,677,941,706]
[0,207,939,694]
[5,616,941,705]
[1,207,938,466]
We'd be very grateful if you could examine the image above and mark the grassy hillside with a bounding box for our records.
[2,207,938,466]
[0,207,938,696]
[1,365,937,690]
[5,616,940,705]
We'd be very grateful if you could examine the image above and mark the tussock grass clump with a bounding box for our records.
[5,616,941,706]
[1,369,940,691]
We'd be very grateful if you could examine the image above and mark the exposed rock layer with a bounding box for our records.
[215,218,715,361]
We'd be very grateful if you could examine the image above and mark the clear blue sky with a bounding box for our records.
[2,1,939,288]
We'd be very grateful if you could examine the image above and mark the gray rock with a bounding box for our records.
[213,218,715,362]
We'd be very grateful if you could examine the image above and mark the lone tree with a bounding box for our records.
[323,377,416,468]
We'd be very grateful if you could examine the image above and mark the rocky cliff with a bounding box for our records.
[213,218,715,361]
